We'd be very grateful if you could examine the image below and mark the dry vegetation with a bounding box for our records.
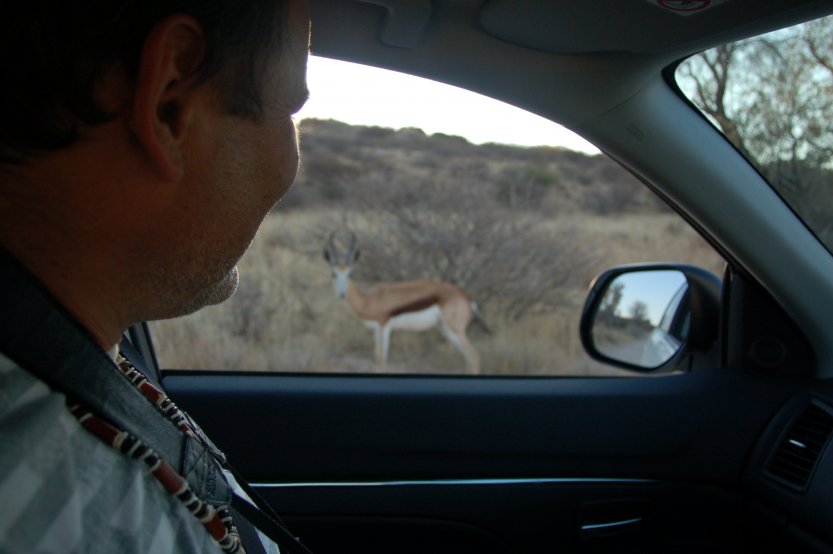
[151,119,724,376]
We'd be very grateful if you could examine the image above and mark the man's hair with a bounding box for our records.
[0,1,287,164]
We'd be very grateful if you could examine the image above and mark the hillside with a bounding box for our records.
[285,118,667,216]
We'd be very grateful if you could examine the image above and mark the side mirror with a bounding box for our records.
[580,264,722,371]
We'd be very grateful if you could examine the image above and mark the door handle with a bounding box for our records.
[580,516,643,539]
[578,499,648,540]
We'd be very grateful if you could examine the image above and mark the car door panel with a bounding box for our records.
[163,368,804,553]
[264,480,743,553]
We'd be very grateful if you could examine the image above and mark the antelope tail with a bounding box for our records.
[471,302,492,335]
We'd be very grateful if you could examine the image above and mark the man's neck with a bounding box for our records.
[0,154,144,350]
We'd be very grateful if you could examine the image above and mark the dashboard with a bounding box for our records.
[745,382,833,551]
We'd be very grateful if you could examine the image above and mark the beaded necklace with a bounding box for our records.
[64,353,246,554]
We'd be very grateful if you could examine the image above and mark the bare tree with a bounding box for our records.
[677,43,755,160]
[338,172,600,322]
[628,301,649,324]
[677,18,833,246]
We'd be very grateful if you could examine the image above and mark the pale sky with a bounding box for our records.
[296,56,600,155]
[614,271,687,325]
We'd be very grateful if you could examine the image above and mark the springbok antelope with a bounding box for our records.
[323,232,484,373]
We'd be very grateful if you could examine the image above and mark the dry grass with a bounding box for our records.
[579,213,725,275]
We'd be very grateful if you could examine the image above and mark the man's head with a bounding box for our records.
[1,1,294,163]
[0,0,310,347]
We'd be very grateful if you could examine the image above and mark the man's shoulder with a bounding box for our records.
[0,354,222,554]
[0,352,58,432]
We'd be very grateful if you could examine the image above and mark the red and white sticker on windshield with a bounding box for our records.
[646,0,728,16]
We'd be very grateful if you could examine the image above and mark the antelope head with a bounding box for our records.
[323,231,360,299]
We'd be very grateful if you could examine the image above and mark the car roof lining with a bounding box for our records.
[309,0,833,131]
[310,0,663,130]
[479,0,829,56]
[353,0,433,48]
[313,0,833,56]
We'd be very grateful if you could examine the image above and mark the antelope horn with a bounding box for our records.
[326,231,339,262]
[346,231,358,263]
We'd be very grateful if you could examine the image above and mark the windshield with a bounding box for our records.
[676,14,833,251]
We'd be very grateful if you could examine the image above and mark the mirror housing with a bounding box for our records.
[580,263,722,372]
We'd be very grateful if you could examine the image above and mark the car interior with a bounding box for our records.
[127,0,833,552]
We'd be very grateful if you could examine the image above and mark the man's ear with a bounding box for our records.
[130,15,208,182]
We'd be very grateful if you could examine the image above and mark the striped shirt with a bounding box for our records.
[0,352,224,554]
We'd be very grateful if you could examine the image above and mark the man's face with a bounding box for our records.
[147,0,310,318]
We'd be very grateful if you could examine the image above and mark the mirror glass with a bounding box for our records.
[591,270,689,368]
